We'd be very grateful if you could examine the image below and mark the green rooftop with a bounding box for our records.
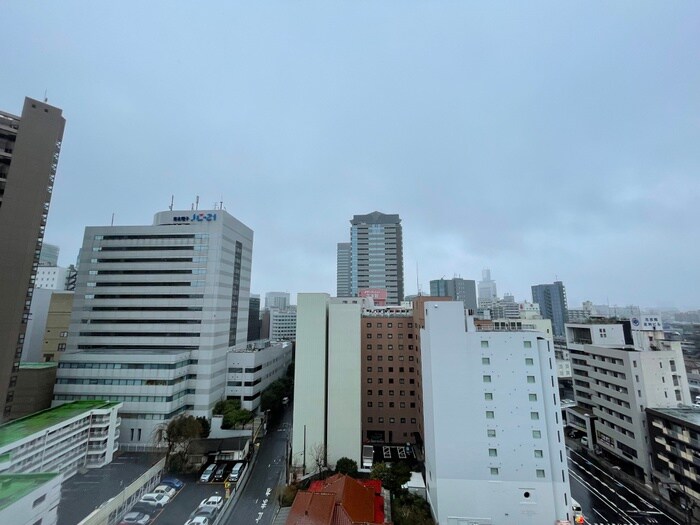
[0,473,61,510]
[0,401,120,449]
[18,362,58,370]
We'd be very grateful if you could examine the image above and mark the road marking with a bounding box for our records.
[256,511,264,523]
[568,469,636,524]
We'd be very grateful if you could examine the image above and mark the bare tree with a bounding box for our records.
[311,443,326,478]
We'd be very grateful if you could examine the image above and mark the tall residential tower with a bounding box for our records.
[349,212,404,305]
[531,281,569,338]
[0,98,65,421]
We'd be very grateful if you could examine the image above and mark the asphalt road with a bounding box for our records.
[567,447,681,525]
[224,407,292,525]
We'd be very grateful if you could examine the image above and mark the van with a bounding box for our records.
[213,463,228,482]
[200,464,217,482]
[228,462,245,482]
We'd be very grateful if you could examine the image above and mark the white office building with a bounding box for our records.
[477,268,498,306]
[54,209,253,448]
[566,319,691,481]
[225,340,293,411]
[421,301,571,525]
[292,294,363,473]
[0,400,121,479]
[265,292,291,310]
[269,308,297,341]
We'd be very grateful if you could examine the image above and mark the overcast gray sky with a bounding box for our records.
[4,2,699,309]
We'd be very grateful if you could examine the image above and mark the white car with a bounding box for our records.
[198,495,223,512]
[153,484,176,498]
[184,517,210,525]
[119,511,150,525]
[138,492,170,508]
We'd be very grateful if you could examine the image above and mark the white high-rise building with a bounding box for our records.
[477,268,498,306]
[421,301,571,525]
[265,292,291,310]
[54,209,253,448]
[292,294,363,473]
[269,307,297,341]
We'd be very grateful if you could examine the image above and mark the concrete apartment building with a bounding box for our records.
[54,209,253,448]
[225,340,293,411]
[429,277,477,311]
[0,473,63,525]
[566,318,691,482]
[349,212,404,305]
[421,301,572,525]
[0,400,121,479]
[646,407,700,517]
[0,97,65,421]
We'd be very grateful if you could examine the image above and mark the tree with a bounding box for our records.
[335,457,358,476]
[163,415,204,471]
[370,462,412,493]
[311,443,326,477]
[196,416,211,438]
[392,492,434,525]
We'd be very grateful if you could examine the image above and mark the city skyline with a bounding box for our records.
[3,3,699,310]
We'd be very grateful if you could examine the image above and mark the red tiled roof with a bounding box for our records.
[287,492,336,525]
[299,474,384,525]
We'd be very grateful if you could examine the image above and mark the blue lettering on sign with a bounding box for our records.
[172,213,217,223]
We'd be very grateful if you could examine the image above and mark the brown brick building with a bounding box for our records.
[361,296,450,445]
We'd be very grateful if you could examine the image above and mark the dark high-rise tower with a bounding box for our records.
[0,98,65,421]
[531,281,569,338]
[349,212,404,305]
[336,242,351,297]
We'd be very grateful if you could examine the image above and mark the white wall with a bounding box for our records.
[422,301,571,525]
[0,473,63,525]
[326,303,362,467]
[292,293,328,473]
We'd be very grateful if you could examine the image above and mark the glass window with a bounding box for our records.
[484,393,493,400]
[529,394,537,401]
[486,411,495,419]
[489,448,498,457]
[483,375,492,383]
[524,340,532,348]
[527,376,536,383]
[536,469,545,478]
[482,357,490,365]
[481,341,489,348]
[490,468,499,475]
[534,450,543,458]
[487,429,496,437]
[532,430,541,438]
[525,358,534,365]
[531,412,540,420]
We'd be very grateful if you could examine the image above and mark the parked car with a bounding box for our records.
[137,492,170,508]
[198,495,224,513]
[187,506,218,522]
[213,463,229,482]
[160,477,184,490]
[228,462,245,482]
[199,464,217,482]
[119,511,150,525]
[184,517,210,525]
[153,484,176,498]
[581,437,589,447]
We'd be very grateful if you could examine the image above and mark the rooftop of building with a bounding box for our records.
[0,400,119,448]
[0,473,60,511]
[647,407,700,427]
[351,211,401,225]
[19,362,58,370]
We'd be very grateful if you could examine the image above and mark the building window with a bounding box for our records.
[485,393,493,400]
[532,430,541,438]
[366,344,372,350]
[367,378,372,383]
[490,468,499,475]
[524,340,532,348]
[367,390,372,395]
[379,417,384,423]
[411,418,417,423]
[366,323,372,328]
[486,411,495,419]
[529,394,537,401]
[400,417,406,423]
[534,450,543,458]
[525,358,534,365]
[536,469,545,478]
[367,367,372,372]
[487,429,496,437]
[481,341,489,348]
[489,448,498,457]
[368,417,373,423]
[483,375,492,383]
[367,356,372,361]
[527,376,535,383]
[367,402,373,407]
[366,334,372,339]
[389,418,395,423]
[378,402,384,408]
[482,357,490,365]
[57,343,66,352]
[531,412,540,420]
[32,495,46,508]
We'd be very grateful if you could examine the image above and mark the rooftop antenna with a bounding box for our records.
[110,212,115,226]
[169,195,174,211]
[416,263,421,296]
[44,89,48,103]
[220,198,224,210]
[195,195,199,210]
